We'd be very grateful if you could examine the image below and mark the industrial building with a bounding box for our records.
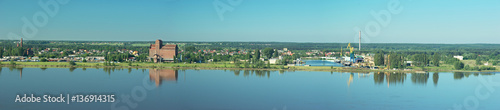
[149,39,178,63]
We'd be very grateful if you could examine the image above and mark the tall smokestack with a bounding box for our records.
[20,38,23,47]
[358,31,361,51]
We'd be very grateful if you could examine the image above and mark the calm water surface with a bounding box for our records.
[302,60,344,67]
[0,67,499,110]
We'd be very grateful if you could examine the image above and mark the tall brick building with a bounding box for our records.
[149,39,178,63]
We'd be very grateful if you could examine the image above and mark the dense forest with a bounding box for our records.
[2,40,499,55]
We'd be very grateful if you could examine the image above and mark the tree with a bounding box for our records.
[263,48,274,59]
[475,58,482,66]
[136,54,148,62]
[128,61,132,66]
[246,53,252,60]
[267,61,271,68]
[255,49,260,60]
[40,58,48,62]
[82,59,87,62]
[69,61,76,66]
[464,65,471,70]
[433,53,440,67]
[244,61,249,68]
[185,46,196,52]
[413,54,429,67]
[256,61,264,68]
[389,53,404,69]
[463,53,477,60]
[14,47,24,56]
[62,51,69,57]
[374,51,385,66]
[234,61,241,68]
[454,61,464,70]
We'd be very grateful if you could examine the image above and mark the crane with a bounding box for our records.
[380,54,390,70]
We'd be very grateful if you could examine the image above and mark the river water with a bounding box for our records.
[0,67,499,110]
[302,60,344,67]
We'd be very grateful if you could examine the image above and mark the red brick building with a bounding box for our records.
[149,39,178,63]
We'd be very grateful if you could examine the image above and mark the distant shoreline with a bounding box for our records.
[1,62,496,73]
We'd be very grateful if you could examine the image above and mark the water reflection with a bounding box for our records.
[373,72,407,85]
[20,68,22,79]
[69,67,76,72]
[454,72,465,79]
[388,73,407,85]
[346,73,372,87]
[433,73,439,86]
[411,73,429,85]
[230,70,272,78]
[1,68,500,109]
[2,67,24,79]
[233,70,240,76]
[102,68,125,75]
[371,72,497,86]
[348,73,353,87]
[453,72,495,80]
[374,72,407,87]
[149,69,178,86]
[1,67,497,88]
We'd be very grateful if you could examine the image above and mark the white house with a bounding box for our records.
[269,58,278,64]
[453,56,464,60]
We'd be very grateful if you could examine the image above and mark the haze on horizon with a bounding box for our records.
[0,0,499,44]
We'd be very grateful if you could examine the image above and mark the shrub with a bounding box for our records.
[69,61,76,66]
[454,61,464,70]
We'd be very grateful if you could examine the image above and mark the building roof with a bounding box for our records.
[161,45,177,50]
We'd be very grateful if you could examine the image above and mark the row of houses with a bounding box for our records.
[0,56,106,62]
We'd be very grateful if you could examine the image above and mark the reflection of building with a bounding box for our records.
[149,39,178,63]
[149,69,178,86]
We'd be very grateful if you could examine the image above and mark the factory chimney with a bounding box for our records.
[358,31,361,51]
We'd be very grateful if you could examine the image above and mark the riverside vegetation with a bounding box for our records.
[0,40,499,72]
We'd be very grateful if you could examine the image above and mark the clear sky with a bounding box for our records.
[0,0,499,43]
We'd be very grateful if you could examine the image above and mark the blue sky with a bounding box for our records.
[0,0,499,43]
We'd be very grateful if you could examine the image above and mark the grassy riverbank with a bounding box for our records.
[0,61,497,73]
